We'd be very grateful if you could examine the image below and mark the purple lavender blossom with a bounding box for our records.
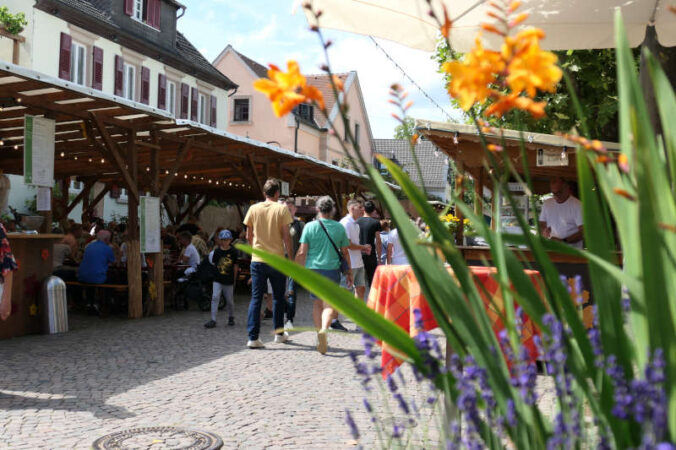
[573,275,584,305]
[345,409,360,440]
[386,375,398,393]
[393,392,410,415]
[361,333,377,359]
[392,424,403,439]
[362,398,372,414]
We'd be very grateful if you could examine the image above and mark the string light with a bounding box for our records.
[208,179,212,184]
[74,156,78,160]
[100,158,105,163]
[13,145,18,150]
[146,167,150,172]
[183,174,188,179]
[165,169,169,174]
[215,181,219,185]
[88,158,92,162]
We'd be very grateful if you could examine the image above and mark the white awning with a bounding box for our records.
[302,0,676,52]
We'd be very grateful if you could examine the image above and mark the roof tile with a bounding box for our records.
[374,139,448,190]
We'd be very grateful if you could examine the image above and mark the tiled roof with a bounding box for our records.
[53,0,114,25]
[175,32,235,86]
[305,73,349,127]
[42,0,235,90]
[233,49,269,79]
[374,139,448,190]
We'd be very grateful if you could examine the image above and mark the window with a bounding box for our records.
[233,98,250,122]
[166,81,176,116]
[354,123,360,147]
[132,0,143,21]
[197,93,207,124]
[70,42,86,85]
[128,0,160,29]
[295,103,313,122]
[123,63,136,101]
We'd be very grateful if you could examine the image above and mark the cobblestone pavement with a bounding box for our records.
[0,292,556,449]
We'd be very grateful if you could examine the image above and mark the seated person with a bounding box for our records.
[78,230,115,284]
[53,242,76,282]
[177,231,200,281]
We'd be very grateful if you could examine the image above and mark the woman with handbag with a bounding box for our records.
[295,196,353,354]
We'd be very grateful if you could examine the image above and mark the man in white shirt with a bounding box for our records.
[539,177,584,249]
[178,231,201,278]
[386,227,409,265]
[339,200,371,302]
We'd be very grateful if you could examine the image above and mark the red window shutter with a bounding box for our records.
[92,46,103,90]
[190,87,198,121]
[58,33,72,80]
[157,73,167,110]
[147,0,161,29]
[140,66,150,104]
[210,95,217,127]
[114,55,124,96]
[180,83,189,119]
[124,0,134,16]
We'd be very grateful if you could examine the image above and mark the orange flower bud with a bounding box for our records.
[613,188,635,201]
[487,144,504,152]
[403,100,414,111]
[618,154,630,173]
[508,1,522,13]
[481,23,506,36]
[441,5,453,38]
[509,13,529,27]
[410,133,420,146]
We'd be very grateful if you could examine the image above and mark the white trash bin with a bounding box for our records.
[42,276,68,334]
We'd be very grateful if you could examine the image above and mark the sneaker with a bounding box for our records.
[274,332,289,344]
[330,319,348,332]
[317,329,328,355]
[263,308,273,319]
[204,320,216,329]
[284,320,294,330]
[247,339,265,349]
[228,317,235,326]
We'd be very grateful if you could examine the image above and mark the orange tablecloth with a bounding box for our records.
[366,265,542,377]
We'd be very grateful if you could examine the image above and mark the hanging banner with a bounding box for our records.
[36,187,51,211]
[24,115,55,187]
[140,196,161,254]
[281,181,289,196]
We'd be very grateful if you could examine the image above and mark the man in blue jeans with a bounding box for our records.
[243,179,294,348]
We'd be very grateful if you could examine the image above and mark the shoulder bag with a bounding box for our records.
[318,219,350,275]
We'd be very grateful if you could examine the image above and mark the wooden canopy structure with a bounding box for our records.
[416,120,619,242]
[0,61,370,319]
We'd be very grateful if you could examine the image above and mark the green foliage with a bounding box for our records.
[393,116,415,140]
[434,43,639,141]
[0,7,27,35]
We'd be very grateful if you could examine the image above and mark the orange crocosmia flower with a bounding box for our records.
[505,29,562,98]
[481,23,505,36]
[253,61,324,117]
[486,94,546,119]
[487,144,504,152]
[442,37,504,110]
[508,1,522,13]
[509,12,529,28]
[410,133,420,146]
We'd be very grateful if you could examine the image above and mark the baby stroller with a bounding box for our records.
[175,257,226,311]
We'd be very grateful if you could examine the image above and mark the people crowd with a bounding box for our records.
[0,176,426,355]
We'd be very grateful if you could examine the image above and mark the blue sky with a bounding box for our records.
[176,0,462,138]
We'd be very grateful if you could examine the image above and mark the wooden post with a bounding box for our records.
[58,178,69,230]
[473,168,484,217]
[455,161,465,246]
[150,143,164,316]
[126,131,143,319]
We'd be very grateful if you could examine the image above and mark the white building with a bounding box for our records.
[0,0,236,222]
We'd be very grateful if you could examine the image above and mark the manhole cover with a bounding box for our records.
[92,426,223,450]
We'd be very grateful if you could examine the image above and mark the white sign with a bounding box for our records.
[537,148,569,167]
[281,181,289,196]
[140,196,161,254]
[36,187,51,211]
[24,115,55,187]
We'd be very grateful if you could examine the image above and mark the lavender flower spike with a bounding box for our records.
[345,409,360,440]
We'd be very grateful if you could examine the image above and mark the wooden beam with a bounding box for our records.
[162,196,177,225]
[90,113,139,203]
[135,140,162,150]
[125,132,143,319]
[193,195,211,218]
[84,184,111,218]
[247,154,264,197]
[65,180,94,215]
[176,194,205,224]
[288,168,301,193]
[158,138,193,199]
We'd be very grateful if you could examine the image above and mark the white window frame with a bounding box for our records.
[70,42,86,86]
[166,80,176,117]
[197,93,207,124]
[132,0,144,21]
[232,97,251,123]
[123,63,136,101]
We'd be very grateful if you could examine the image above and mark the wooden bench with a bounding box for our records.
[64,281,129,291]
[64,281,130,316]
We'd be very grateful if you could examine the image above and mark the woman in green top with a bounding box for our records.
[295,196,353,354]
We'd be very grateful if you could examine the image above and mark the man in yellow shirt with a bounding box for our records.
[244,179,294,348]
